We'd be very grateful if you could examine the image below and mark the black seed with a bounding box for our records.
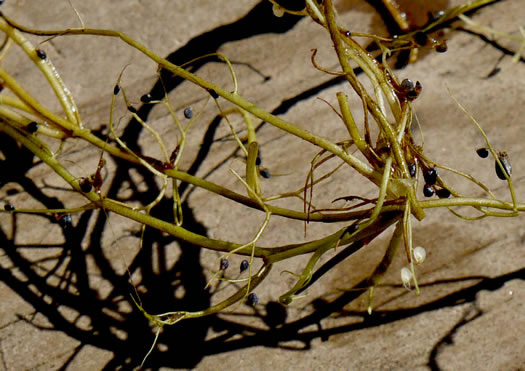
[476,148,489,158]
[407,162,416,178]
[219,258,229,271]
[436,188,451,198]
[255,156,262,166]
[240,260,249,272]
[35,49,47,60]
[208,89,219,99]
[423,184,435,197]
[183,107,193,119]
[247,293,259,306]
[401,79,414,91]
[495,152,512,180]
[140,93,153,103]
[406,90,418,100]
[59,214,73,228]
[414,32,428,46]
[423,167,438,185]
[127,105,137,114]
[260,169,271,179]
[344,31,351,37]
[346,223,359,235]
[27,121,39,133]
[4,204,15,211]
[113,85,121,95]
[435,40,448,53]
[80,179,93,193]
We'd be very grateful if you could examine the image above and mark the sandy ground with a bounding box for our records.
[0,1,524,370]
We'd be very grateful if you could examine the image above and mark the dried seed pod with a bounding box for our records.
[219,258,229,271]
[27,121,39,133]
[476,147,489,158]
[413,246,426,265]
[183,107,193,119]
[113,85,121,95]
[436,188,451,198]
[495,152,512,180]
[4,204,15,211]
[140,93,153,103]
[423,184,435,197]
[423,167,438,185]
[247,293,259,306]
[240,260,249,272]
[35,49,47,60]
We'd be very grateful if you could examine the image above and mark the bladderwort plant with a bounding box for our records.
[0,0,523,366]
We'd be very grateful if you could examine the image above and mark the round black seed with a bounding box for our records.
[27,121,39,133]
[436,188,451,198]
[423,184,435,197]
[346,223,359,235]
[495,152,512,180]
[79,179,93,193]
[255,156,262,166]
[423,167,438,185]
[127,105,137,114]
[113,85,121,95]
[260,169,271,179]
[208,89,219,99]
[140,93,153,103]
[401,79,414,91]
[476,148,489,158]
[219,258,229,271]
[35,49,47,60]
[414,31,428,46]
[59,214,73,228]
[247,293,259,306]
[240,260,249,272]
[183,107,193,119]
[4,204,15,211]
[407,162,416,178]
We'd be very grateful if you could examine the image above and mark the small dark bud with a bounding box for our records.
[436,188,451,198]
[423,167,438,185]
[35,49,47,60]
[4,204,15,211]
[27,121,39,133]
[208,89,219,99]
[247,293,259,306]
[140,93,153,103]
[219,258,229,271]
[127,105,137,114]
[183,107,193,119]
[476,148,489,158]
[113,85,121,95]
[423,184,435,197]
[240,260,249,272]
